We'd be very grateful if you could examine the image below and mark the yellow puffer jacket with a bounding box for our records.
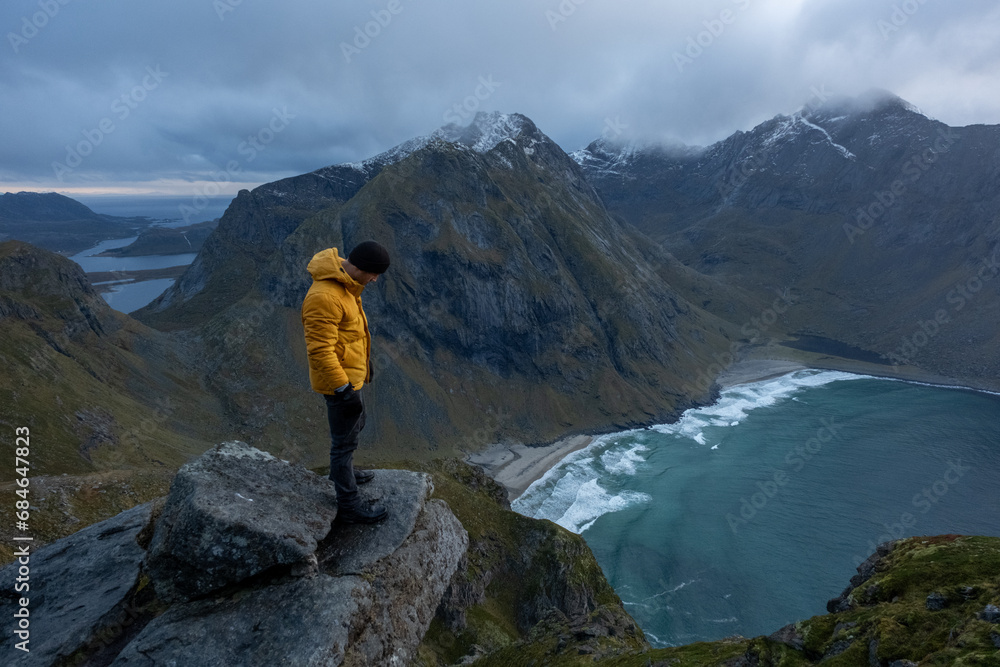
[301,247,372,394]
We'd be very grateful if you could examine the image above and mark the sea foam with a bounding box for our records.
[514,370,867,533]
[512,433,651,533]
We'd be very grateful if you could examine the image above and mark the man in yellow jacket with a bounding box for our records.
[301,241,391,524]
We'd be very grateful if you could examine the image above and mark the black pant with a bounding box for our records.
[324,388,366,510]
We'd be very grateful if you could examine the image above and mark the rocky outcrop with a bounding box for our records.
[826,539,895,613]
[415,459,649,664]
[117,491,465,666]
[143,441,340,602]
[0,240,227,481]
[0,502,154,666]
[0,442,468,666]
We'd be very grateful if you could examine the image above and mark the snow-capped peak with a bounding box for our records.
[327,112,536,177]
[802,89,925,122]
[437,111,532,153]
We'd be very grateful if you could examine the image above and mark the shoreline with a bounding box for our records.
[466,435,595,501]
[468,351,998,502]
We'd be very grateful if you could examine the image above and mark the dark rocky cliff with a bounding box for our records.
[575,90,1000,391]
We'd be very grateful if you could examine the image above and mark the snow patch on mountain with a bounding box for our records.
[795,115,857,160]
[570,138,703,176]
[763,113,857,160]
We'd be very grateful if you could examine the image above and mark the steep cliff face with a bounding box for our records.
[415,460,648,664]
[134,166,375,330]
[133,112,744,466]
[577,91,1000,390]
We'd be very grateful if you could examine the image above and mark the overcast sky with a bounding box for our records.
[2,0,1000,196]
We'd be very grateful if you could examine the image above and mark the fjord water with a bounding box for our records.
[513,371,1000,647]
[70,237,197,313]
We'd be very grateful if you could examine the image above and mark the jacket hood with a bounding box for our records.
[307,247,360,289]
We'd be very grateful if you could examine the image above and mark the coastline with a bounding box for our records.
[467,359,814,501]
[468,348,998,502]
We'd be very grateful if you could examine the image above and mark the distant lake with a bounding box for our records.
[99,278,177,314]
[74,195,234,225]
[71,237,197,272]
[71,237,196,314]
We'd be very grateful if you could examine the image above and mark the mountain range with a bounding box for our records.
[574,90,1000,387]
[3,91,998,484]
[0,191,218,257]
[0,192,148,254]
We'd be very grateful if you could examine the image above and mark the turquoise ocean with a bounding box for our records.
[512,370,1000,647]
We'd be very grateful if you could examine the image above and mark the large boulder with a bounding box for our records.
[113,573,371,665]
[143,440,340,602]
[113,498,467,666]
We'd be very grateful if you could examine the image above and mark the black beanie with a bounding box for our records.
[348,241,391,274]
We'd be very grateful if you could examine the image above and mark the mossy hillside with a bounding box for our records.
[594,536,1000,666]
[0,319,211,476]
[809,535,1000,665]
[0,469,172,565]
[400,459,647,666]
[0,314,221,561]
[0,241,230,559]
[0,246,227,481]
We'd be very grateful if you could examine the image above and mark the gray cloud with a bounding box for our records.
[2,0,999,194]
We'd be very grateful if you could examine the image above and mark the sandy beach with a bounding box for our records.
[715,359,808,388]
[466,435,595,501]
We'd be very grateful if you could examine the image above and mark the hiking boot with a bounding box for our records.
[354,469,375,485]
[336,504,388,525]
